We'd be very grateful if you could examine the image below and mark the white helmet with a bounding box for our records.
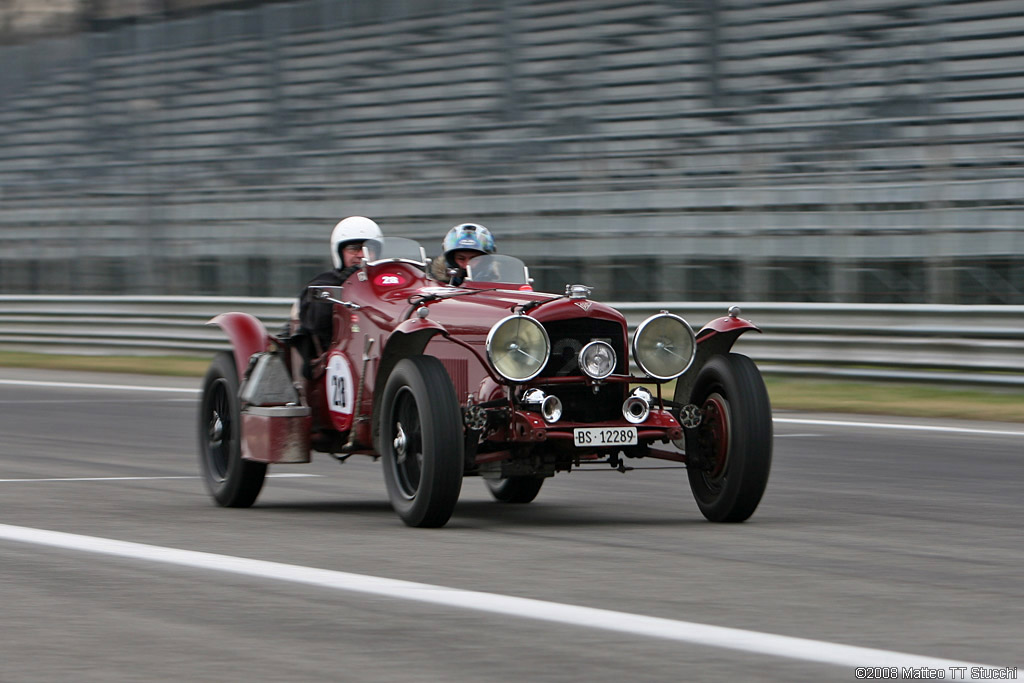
[330,216,382,269]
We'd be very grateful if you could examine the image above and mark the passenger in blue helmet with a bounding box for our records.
[430,223,496,286]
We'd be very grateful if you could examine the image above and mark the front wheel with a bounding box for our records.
[485,476,544,504]
[685,353,772,522]
[379,356,464,527]
[198,351,267,507]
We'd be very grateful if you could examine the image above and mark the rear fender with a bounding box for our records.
[673,314,761,405]
[208,312,272,379]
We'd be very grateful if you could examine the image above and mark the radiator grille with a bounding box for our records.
[539,318,627,423]
[440,357,469,403]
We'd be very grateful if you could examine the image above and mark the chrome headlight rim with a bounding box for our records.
[578,340,616,380]
[631,312,697,381]
[485,314,551,383]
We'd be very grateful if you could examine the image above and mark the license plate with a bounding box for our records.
[573,427,638,447]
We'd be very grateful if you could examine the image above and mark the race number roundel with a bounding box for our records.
[326,352,355,431]
[374,272,407,288]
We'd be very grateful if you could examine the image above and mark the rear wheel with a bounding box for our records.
[379,356,464,527]
[485,476,544,504]
[685,353,772,522]
[198,351,266,507]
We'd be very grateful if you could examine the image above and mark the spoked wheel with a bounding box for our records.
[197,351,266,507]
[390,395,428,500]
[380,356,463,527]
[485,476,544,504]
[685,353,772,522]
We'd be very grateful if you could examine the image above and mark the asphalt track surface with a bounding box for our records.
[1,369,1021,683]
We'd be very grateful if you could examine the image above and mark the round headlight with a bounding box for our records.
[578,340,616,380]
[632,313,696,380]
[486,315,550,382]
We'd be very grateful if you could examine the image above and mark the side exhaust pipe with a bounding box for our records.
[522,388,563,423]
[622,387,653,424]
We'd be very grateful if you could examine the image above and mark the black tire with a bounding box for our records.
[485,476,544,504]
[684,353,772,522]
[198,351,267,507]
[379,356,464,527]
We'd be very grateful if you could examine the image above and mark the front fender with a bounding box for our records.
[372,323,448,452]
[696,315,760,353]
[393,316,448,338]
[208,312,272,379]
[374,318,449,406]
[673,314,761,405]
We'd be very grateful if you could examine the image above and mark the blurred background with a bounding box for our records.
[1,0,1022,303]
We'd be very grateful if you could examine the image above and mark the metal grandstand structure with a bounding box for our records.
[1,0,1023,302]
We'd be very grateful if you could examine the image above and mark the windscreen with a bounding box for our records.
[466,254,530,285]
[362,237,426,266]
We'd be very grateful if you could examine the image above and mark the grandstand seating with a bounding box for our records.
[1,0,1024,302]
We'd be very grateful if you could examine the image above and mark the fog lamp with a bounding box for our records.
[578,341,616,380]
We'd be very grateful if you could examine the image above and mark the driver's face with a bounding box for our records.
[341,241,365,268]
[451,250,482,269]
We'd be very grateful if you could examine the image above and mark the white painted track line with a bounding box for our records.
[775,417,1024,437]
[0,523,1001,672]
[0,378,198,393]
[0,474,321,483]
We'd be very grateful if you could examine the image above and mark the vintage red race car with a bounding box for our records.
[199,238,772,527]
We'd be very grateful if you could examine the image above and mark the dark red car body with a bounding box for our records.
[200,240,772,527]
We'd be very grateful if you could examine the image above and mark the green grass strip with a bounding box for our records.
[0,351,210,377]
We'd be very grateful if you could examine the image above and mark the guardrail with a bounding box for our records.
[0,296,293,356]
[2,296,1023,387]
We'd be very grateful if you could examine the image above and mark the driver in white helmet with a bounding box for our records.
[296,216,383,371]
[429,223,496,286]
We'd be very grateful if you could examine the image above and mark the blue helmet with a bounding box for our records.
[442,223,495,265]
